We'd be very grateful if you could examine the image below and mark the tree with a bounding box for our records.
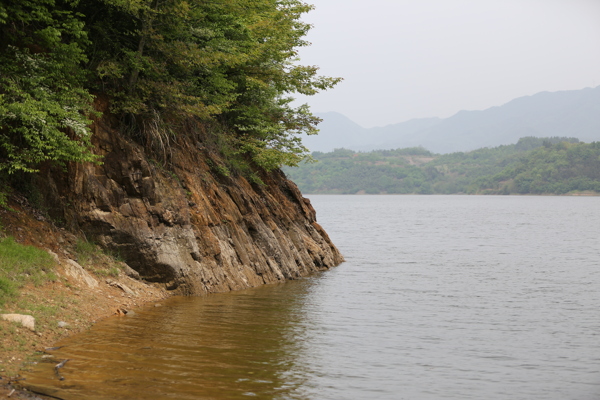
[0,0,340,180]
[0,0,98,174]
[80,0,341,169]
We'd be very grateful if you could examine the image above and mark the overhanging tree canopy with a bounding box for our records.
[0,0,340,174]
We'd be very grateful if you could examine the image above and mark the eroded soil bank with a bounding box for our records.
[0,198,173,398]
[36,116,343,295]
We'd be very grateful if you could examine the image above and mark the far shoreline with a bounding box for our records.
[303,191,600,196]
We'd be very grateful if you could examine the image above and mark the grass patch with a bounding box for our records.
[75,238,101,267]
[75,239,122,277]
[0,190,7,209]
[15,292,81,334]
[0,237,57,305]
[91,266,120,277]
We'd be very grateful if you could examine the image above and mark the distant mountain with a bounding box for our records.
[304,86,600,154]
[302,112,366,151]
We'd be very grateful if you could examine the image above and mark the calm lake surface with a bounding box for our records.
[24,195,600,399]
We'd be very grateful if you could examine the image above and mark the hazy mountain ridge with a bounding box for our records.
[304,86,600,154]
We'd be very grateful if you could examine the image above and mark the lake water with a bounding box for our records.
[24,195,600,399]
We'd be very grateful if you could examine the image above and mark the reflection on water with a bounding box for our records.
[24,282,317,400]
[23,195,600,400]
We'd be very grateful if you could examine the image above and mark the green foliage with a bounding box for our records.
[0,187,7,209]
[0,277,17,305]
[75,238,100,267]
[483,141,600,194]
[75,238,123,276]
[79,0,339,169]
[0,237,57,305]
[0,0,99,174]
[284,147,433,194]
[284,138,600,195]
[0,0,339,181]
[514,136,579,151]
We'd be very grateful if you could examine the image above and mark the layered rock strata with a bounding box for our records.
[38,118,343,295]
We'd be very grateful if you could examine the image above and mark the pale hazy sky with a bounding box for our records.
[293,0,600,128]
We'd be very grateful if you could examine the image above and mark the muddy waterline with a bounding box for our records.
[24,283,314,400]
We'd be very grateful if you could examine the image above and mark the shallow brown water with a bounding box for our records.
[24,283,314,400]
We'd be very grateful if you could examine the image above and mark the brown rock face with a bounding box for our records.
[38,119,343,295]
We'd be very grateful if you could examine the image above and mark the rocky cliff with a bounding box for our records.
[36,116,344,295]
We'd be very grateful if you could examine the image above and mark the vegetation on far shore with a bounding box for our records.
[284,137,600,195]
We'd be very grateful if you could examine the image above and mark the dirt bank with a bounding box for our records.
[0,196,174,398]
